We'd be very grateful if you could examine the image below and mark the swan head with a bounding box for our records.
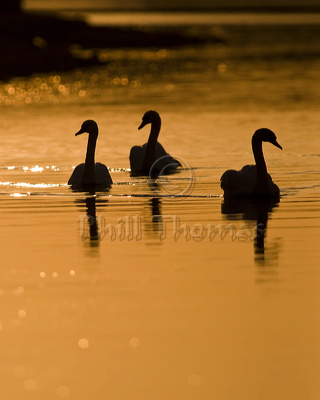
[253,128,282,150]
[75,120,98,136]
[138,110,160,130]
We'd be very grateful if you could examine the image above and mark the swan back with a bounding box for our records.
[220,166,256,197]
[220,165,279,197]
[68,163,112,186]
[130,142,179,174]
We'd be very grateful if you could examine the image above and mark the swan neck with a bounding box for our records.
[142,117,161,171]
[251,134,276,195]
[252,136,267,175]
[83,133,97,184]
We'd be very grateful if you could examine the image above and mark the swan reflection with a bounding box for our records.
[145,197,163,243]
[221,197,280,265]
[75,194,110,268]
[83,196,99,243]
[77,195,109,247]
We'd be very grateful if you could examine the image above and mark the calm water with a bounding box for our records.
[1,17,320,400]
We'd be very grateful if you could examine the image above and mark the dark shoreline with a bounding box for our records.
[1,8,318,82]
[0,12,217,82]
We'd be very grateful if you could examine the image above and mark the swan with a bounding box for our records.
[220,128,282,198]
[68,120,113,187]
[129,110,181,176]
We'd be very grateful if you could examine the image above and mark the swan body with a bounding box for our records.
[220,128,282,198]
[68,120,113,187]
[129,110,180,176]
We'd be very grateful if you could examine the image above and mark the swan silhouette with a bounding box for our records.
[220,128,282,198]
[68,120,113,188]
[129,110,180,176]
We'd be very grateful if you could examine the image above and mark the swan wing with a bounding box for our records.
[95,162,113,185]
[221,165,279,197]
[154,142,167,158]
[268,177,280,196]
[240,164,257,178]
[139,142,167,154]
[220,165,256,197]
[253,170,280,196]
[129,142,180,174]
[68,163,112,186]
[68,163,85,185]
[129,145,145,172]
[155,143,181,168]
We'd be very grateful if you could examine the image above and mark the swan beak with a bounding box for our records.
[138,121,147,130]
[75,128,85,136]
[273,140,282,150]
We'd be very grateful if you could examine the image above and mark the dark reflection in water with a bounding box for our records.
[72,185,111,248]
[221,197,281,266]
[144,197,163,243]
[85,196,100,244]
[74,193,109,254]
[71,194,103,267]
